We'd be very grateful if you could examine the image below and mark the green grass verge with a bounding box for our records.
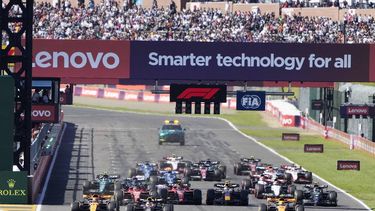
[73,103,373,209]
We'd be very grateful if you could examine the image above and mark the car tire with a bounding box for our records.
[206,189,215,205]
[296,204,305,211]
[294,190,303,203]
[214,169,221,181]
[128,168,136,178]
[219,165,226,179]
[255,184,264,199]
[158,188,168,201]
[234,164,240,175]
[125,204,133,211]
[305,172,313,183]
[182,177,189,185]
[284,173,293,184]
[82,180,90,191]
[71,202,80,211]
[150,176,158,185]
[107,201,116,211]
[329,191,337,203]
[258,203,267,211]
[163,204,173,211]
[114,181,122,191]
[159,140,162,145]
[240,189,249,206]
[288,185,296,194]
[193,189,202,205]
[241,179,252,190]
[114,190,123,204]
[180,139,185,146]
[184,167,192,177]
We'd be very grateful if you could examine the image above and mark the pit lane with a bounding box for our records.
[39,106,368,211]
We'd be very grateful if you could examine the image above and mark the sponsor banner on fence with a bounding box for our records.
[337,160,360,171]
[0,171,28,204]
[340,105,375,118]
[32,39,130,81]
[32,104,59,123]
[304,144,324,153]
[282,133,300,141]
[236,91,266,111]
[130,41,370,82]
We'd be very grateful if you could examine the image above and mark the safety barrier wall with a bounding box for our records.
[31,113,65,202]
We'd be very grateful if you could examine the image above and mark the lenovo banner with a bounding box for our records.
[170,84,227,102]
[130,41,371,82]
[340,105,375,118]
[32,104,59,123]
[282,133,300,141]
[337,160,360,171]
[304,144,324,153]
[32,39,130,82]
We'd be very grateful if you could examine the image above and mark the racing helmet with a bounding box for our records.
[224,180,230,187]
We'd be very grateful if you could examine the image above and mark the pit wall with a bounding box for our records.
[74,85,375,156]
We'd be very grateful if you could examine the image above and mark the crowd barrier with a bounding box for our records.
[31,113,65,203]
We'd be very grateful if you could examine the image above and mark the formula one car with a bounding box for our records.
[206,181,249,206]
[253,180,299,199]
[301,184,337,206]
[186,160,226,181]
[119,177,152,204]
[128,162,158,180]
[282,165,313,184]
[234,157,262,175]
[151,170,189,186]
[165,183,202,205]
[159,155,191,173]
[124,197,174,211]
[82,173,121,196]
[71,194,118,211]
[258,196,305,211]
[158,120,185,145]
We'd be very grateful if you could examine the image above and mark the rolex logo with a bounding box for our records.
[7,179,16,189]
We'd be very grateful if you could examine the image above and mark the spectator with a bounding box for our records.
[42,89,50,104]
[32,89,41,103]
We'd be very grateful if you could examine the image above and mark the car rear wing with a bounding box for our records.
[214,183,240,189]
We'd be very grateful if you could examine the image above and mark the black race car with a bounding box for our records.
[234,157,262,175]
[206,182,249,206]
[71,194,118,211]
[185,160,226,181]
[301,184,337,206]
[123,197,174,211]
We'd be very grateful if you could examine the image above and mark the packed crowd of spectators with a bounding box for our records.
[1,0,375,43]
[29,0,375,43]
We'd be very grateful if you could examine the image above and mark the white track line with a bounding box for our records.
[218,117,371,211]
[36,123,67,211]
[73,105,371,210]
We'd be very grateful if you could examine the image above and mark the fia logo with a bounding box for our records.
[241,95,261,109]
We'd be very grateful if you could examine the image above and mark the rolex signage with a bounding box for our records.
[0,171,28,204]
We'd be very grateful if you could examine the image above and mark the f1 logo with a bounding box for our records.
[170,84,226,103]
[177,88,220,100]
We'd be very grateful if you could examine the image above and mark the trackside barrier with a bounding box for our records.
[74,86,239,109]
[300,115,375,155]
[31,123,65,203]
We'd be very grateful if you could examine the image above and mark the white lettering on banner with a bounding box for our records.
[347,107,369,115]
[82,89,98,96]
[32,51,120,69]
[32,110,51,117]
[282,118,293,125]
[104,91,119,98]
[148,52,353,71]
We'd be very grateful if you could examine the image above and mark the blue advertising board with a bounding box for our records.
[236,91,266,111]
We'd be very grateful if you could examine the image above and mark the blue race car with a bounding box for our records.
[128,162,158,180]
[158,120,185,146]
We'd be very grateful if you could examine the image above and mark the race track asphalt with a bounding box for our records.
[39,106,369,211]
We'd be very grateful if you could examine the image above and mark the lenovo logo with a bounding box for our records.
[32,110,51,117]
[337,160,360,171]
[177,88,220,100]
[304,144,324,153]
[32,51,120,69]
[347,107,369,115]
[31,105,57,123]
